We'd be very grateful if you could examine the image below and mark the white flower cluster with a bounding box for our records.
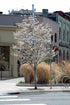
[12,16,55,65]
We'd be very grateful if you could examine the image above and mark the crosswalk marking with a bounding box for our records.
[0,95,18,98]
[0,98,30,101]
[4,104,47,105]
[0,96,47,105]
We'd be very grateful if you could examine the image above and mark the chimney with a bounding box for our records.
[42,9,48,16]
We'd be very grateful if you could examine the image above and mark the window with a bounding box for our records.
[55,33,57,43]
[63,50,65,60]
[59,27,61,39]
[67,51,69,60]
[0,46,9,70]
[67,31,69,42]
[51,35,53,42]
[63,29,65,40]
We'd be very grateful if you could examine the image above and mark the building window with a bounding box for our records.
[51,35,53,42]
[63,29,65,40]
[67,51,69,60]
[55,33,57,43]
[67,31,69,42]
[63,50,65,60]
[59,27,61,39]
[0,46,9,70]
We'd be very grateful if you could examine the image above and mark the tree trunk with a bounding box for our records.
[50,44,52,89]
[34,63,37,89]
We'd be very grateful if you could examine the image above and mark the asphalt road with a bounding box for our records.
[0,92,70,105]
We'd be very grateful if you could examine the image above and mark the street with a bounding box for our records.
[0,92,70,105]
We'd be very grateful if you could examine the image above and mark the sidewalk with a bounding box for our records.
[0,77,70,95]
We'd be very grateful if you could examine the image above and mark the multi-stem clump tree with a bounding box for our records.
[12,16,55,89]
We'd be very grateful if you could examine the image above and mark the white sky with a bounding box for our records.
[1,0,70,14]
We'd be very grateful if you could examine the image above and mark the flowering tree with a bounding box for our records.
[12,16,55,89]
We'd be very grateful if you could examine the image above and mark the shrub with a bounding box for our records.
[20,64,34,83]
[59,61,70,83]
[44,58,50,64]
[19,61,70,84]
[36,62,50,84]
[62,61,70,76]
[19,81,23,84]
[51,61,70,83]
[54,80,57,84]
[51,63,65,83]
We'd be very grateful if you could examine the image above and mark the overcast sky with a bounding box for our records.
[1,0,70,14]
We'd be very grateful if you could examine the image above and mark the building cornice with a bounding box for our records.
[0,42,16,46]
[55,11,70,21]
[0,26,17,31]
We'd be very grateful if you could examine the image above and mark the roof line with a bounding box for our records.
[54,11,70,21]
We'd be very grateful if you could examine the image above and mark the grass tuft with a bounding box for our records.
[20,63,34,83]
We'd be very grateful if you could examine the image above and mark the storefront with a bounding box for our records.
[0,26,18,79]
[0,46,10,70]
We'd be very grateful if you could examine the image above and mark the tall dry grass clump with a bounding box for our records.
[20,64,34,83]
[51,61,70,83]
[36,62,50,84]
[59,61,70,83]
[51,63,65,83]
[62,61,70,76]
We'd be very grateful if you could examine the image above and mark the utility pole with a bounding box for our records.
[32,4,37,89]
[50,44,52,89]
[32,4,35,22]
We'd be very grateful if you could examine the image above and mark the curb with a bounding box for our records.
[16,83,70,87]
[7,89,70,95]
[7,86,70,95]
[1,88,70,95]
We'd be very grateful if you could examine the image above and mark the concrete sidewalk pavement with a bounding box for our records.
[0,77,70,95]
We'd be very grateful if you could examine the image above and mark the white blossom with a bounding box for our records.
[12,16,55,65]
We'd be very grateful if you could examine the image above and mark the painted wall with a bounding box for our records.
[37,16,59,48]
[58,15,70,61]
[0,26,18,78]
[0,26,16,44]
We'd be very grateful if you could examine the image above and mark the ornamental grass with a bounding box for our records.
[58,61,70,83]
[62,61,70,76]
[20,63,34,83]
[19,61,70,84]
[51,61,70,83]
[36,62,50,84]
[51,63,65,83]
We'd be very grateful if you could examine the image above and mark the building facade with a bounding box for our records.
[48,11,70,62]
[57,12,70,61]
[37,16,59,62]
[0,14,25,78]
[0,26,18,78]
[0,14,59,78]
